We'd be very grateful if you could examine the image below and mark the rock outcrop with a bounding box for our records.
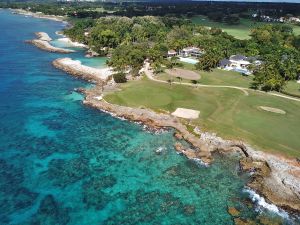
[240,155,300,213]
[52,58,113,84]
[27,32,75,54]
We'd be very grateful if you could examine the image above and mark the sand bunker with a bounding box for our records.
[259,106,286,114]
[171,108,200,119]
[165,68,200,80]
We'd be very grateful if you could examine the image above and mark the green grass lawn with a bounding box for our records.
[199,70,252,88]
[284,81,300,97]
[191,15,300,39]
[158,63,252,88]
[105,78,300,158]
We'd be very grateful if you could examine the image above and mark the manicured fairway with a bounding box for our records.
[105,78,300,158]
[191,15,300,39]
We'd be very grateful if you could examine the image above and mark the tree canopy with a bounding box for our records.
[63,15,300,90]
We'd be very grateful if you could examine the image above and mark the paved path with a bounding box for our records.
[143,63,300,103]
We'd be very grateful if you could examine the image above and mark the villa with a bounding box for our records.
[167,47,204,64]
[289,17,300,23]
[179,47,203,58]
[219,54,261,75]
[167,49,178,57]
[167,47,204,58]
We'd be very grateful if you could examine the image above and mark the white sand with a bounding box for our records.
[57,58,113,81]
[259,106,286,114]
[171,108,200,119]
[13,9,65,22]
[57,37,87,48]
[93,96,103,101]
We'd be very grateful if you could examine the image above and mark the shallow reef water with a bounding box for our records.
[0,9,298,225]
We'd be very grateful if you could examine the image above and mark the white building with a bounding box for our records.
[167,50,178,57]
[219,55,261,75]
[180,47,203,58]
[289,17,300,23]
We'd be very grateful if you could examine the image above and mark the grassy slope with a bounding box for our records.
[191,15,300,39]
[105,78,300,158]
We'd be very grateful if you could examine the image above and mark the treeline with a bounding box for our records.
[250,25,300,91]
[64,15,300,91]
[0,2,117,18]
[2,1,300,20]
[3,1,300,91]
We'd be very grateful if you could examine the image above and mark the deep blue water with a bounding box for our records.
[0,9,297,225]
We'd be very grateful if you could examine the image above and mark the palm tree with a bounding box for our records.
[170,56,179,67]
[176,76,182,84]
[191,80,198,88]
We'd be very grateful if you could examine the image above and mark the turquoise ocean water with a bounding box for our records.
[0,9,298,225]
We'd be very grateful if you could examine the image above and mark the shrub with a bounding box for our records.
[113,72,127,83]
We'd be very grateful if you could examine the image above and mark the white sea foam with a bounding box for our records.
[142,124,168,135]
[155,146,167,154]
[191,158,209,167]
[55,31,65,37]
[243,188,290,219]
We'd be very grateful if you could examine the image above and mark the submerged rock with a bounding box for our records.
[82,175,116,210]
[47,158,90,187]
[258,214,283,225]
[30,195,70,225]
[234,218,256,225]
[103,190,188,224]
[174,132,183,140]
[227,206,240,217]
[183,205,196,215]
[0,159,38,219]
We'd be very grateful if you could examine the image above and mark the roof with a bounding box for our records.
[246,56,258,62]
[229,54,247,61]
[182,47,200,52]
[219,59,231,67]
[168,50,177,54]
[230,60,251,65]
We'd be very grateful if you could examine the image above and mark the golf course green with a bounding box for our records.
[105,77,300,158]
[191,15,300,39]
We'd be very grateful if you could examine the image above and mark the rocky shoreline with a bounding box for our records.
[52,58,113,83]
[26,32,75,54]
[82,85,300,214]
[54,62,300,215]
